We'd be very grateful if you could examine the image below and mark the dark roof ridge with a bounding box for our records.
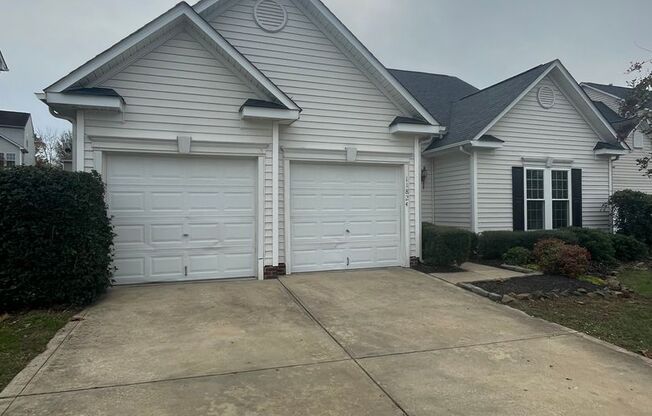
[388,68,466,80]
[457,60,557,102]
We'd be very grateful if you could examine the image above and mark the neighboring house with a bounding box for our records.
[580,82,652,194]
[0,110,35,167]
[394,61,624,233]
[39,0,443,284]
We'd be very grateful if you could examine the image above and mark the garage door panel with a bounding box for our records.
[108,154,257,284]
[290,163,403,273]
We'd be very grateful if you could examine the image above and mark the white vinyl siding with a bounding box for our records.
[432,151,471,230]
[477,76,611,232]
[582,87,623,114]
[613,128,652,194]
[209,0,418,260]
[421,157,435,223]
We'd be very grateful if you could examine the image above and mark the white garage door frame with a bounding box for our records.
[91,144,267,283]
[284,156,411,275]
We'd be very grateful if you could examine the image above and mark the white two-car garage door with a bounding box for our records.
[290,163,403,273]
[107,154,257,284]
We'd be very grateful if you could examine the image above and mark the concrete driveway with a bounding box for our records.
[2,268,651,415]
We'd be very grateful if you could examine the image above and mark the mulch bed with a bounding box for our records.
[412,263,465,274]
[472,275,603,296]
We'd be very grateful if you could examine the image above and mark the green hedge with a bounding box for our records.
[608,190,652,246]
[0,167,114,311]
[477,230,578,260]
[422,224,475,266]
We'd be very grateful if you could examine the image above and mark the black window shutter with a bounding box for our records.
[571,169,583,227]
[512,167,525,231]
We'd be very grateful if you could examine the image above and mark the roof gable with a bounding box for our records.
[195,0,441,126]
[582,82,652,110]
[0,110,30,128]
[43,2,299,111]
[424,60,619,151]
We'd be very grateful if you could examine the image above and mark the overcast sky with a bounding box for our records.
[0,0,650,133]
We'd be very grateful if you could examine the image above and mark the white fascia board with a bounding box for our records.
[389,123,443,135]
[470,63,557,143]
[195,0,439,126]
[422,140,472,156]
[240,106,300,122]
[305,0,440,126]
[580,83,626,103]
[0,134,24,150]
[554,65,619,141]
[43,92,124,112]
[44,2,299,112]
[594,148,629,156]
[469,141,503,150]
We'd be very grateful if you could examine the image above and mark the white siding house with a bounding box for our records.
[40,0,442,284]
[0,111,35,167]
[397,61,623,233]
[580,82,652,195]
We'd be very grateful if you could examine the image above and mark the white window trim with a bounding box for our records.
[524,167,572,231]
[5,152,17,167]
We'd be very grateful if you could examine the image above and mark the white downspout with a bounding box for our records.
[459,146,478,233]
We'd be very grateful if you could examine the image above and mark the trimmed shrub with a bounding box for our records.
[557,245,591,278]
[502,247,532,266]
[610,234,649,262]
[533,239,566,275]
[0,167,114,311]
[422,223,475,266]
[563,227,616,265]
[477,230,578,259]
[607,190,652,246]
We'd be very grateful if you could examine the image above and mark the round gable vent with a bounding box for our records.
[254,0,288,33]
[537,86,556,109]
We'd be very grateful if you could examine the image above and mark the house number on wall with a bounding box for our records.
[405,177,410,207]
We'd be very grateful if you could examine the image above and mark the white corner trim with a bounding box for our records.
[271,121,280,266]
[257,156,265,280]
[390,123,443,135]
[403,164,411,266]
[240,106,300,122]
[283,158,292,274]
[471,151,478,234]
[42,92,124,112]
[413,137,422,259]
[75,111,85,172]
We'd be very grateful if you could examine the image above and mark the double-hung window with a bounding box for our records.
[525,168,571,230]
[5,153,16,168]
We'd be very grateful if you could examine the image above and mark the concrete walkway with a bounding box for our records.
[1,268,650,415]
[431,262,532,284]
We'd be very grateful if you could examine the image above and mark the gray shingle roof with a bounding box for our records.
[389,69,478,125]
[584,82,652,109]
[239,99,288,111]
[389,116,429,127]
[591,100,639,139]
[0,110,30,128]
[427,61,556,150]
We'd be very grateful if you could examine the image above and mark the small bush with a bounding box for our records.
[563,227,616,265]
[607,190,652,246]
[0,167,114,311]
[478,230,578,259]
[610,234,649,262]
[556,245,591,278]
[422,224,475,267]
[502,247,532,266]
[533,239,567,275]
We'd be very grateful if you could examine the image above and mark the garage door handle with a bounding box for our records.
[345,229,350,233]
[183,233,189,237]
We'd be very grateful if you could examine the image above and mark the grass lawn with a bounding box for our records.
[0,310,77,391]
[511,265,652,358]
